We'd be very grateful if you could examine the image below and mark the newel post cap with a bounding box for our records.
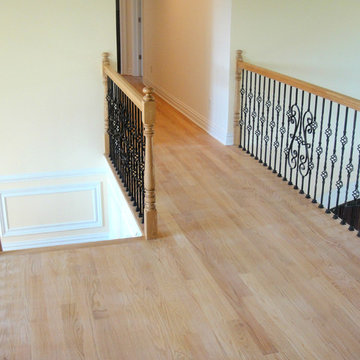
[143,87,155,102]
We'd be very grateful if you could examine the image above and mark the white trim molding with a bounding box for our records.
[2,232,111,251]
[0,168,106,184]
[0,182,103,237]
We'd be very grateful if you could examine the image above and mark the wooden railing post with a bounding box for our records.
[234,50,243,146]
[102,52,110,156]
[142,87,158,240]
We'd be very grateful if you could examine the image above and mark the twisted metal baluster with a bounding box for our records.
[268,80,276,170]
[283,85,294,182]
[239,69,245,149]
[353,141,360,236]
[263,78,272,167]
[312,98,326,204]
[278,84,287,178]
[326,104,341,213]
[259,75,266,164]
[251,72,257,157]
[255,74,262,160]
[247,71,253,154]
[319,101,333,209]
[333,107,349,219]
[342,111,357,229]
[273,82,282,174]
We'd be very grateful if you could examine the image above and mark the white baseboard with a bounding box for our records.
[143,77,227,144]
[2,232,110,251]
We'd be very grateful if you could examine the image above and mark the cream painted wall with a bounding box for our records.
[0,0,116,175]
[228,0,360,142]
[143,0,233,144]
[144,0,360,145]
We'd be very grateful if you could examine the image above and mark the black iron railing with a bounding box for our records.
[235,54,360,236]
[106,77,145,219]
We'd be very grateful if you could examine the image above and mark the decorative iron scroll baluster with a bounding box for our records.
[106,77,145,220]
[236,54,360,236]
[306,95,318,199]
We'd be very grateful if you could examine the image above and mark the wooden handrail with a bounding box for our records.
[237,57,360,112]
[102,52,158,240]
[102,57,144,110]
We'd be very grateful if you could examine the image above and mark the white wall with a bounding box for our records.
[228,0,360,142]
[0,0,116,175]
[144,0,360,145]
[143,0,233,144]
[0,0,141,249]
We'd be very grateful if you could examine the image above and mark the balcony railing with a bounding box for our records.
[234,50,360,236]
[102,53,157,240]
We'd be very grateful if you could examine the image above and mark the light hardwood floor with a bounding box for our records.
[1,81,360,359]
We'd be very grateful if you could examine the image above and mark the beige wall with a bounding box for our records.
[144,0,360,145]
[228,0,360,141]
[143,0,233,144]
[0,0,116,175]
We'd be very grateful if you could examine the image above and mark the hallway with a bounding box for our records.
[1,90,360,359]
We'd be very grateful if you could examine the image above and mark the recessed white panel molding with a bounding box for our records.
[0,165,142,251]
[0,182,102,237]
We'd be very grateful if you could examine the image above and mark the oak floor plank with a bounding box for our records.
[0,77,360,358]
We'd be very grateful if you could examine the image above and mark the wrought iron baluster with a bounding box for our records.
[239,69,245,149]
[319,101,333,209]
[259,75,266,164]
[247,71,253,154]
[263,78,272,167]
[312,98,326,204]
[251,72,256,157]
[243,70,249,152]
[268,80,276,170]
[333,107,349,219]
[299,92,313,195]
[278,84,287,178]
[255,74,262,160]
[283,85,294,182]
[273,81,282,174]
[326,104,341,213]
[342,111,358,229]
[306,95,318,199]
[294,89,304,191]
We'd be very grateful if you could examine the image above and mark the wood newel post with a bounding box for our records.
[142,87,158,240]
[234,50,243,146]
[102,52,110,156]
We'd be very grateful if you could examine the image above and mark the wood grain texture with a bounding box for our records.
[1,78,360,359]
[238,60,360,111]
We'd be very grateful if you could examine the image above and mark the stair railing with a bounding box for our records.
[102,52,157,240]
[234,50,360,236]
